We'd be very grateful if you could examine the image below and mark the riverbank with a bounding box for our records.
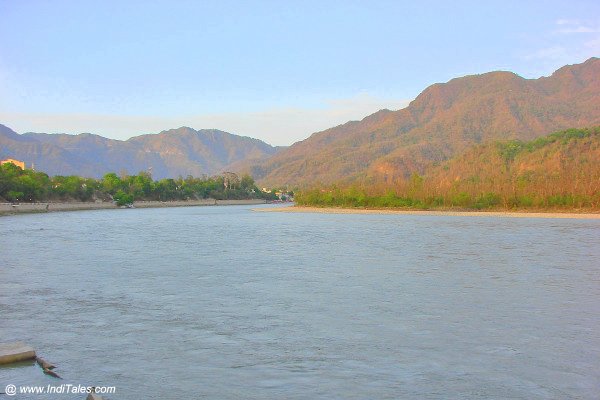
[253,205,600,219]
[0,199,266,216]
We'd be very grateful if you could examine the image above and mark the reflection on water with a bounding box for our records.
[1,205,599,399]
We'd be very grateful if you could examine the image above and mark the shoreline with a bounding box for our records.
[253,205,600,219]
[0,199,266,216]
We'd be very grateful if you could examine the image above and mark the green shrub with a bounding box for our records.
[113,190,134,206]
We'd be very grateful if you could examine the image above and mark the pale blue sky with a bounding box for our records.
[1,0,599,145]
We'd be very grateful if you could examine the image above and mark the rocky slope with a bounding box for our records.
[246,57,600,186]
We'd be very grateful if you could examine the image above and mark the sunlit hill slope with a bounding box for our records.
[247,57,600,187]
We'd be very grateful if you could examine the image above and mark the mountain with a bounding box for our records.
[295,127,600,210]
[3,58,599,183]
[245,57,600,186]
[0,126,280,179]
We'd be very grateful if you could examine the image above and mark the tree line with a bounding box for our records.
[0,166,277,205]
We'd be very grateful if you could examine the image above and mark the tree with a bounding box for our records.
[101,173,122,194]
[240,174,255,190]
[113,190,134,206]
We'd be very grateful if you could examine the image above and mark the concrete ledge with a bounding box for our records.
[0,342,36,365]
[0,202,116,214]
[0,199,267,215]
[216,199,266,205]
[133,199,216,208]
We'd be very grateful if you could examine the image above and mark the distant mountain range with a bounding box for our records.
[2,57,599,184]
[0,126,281,179]
[243,57,600,186]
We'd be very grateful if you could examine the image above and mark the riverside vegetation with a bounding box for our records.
[3,127,598,211]
[295,128,600,211]
[0,167,276,206]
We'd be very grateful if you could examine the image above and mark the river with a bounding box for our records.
[1,205,599,399]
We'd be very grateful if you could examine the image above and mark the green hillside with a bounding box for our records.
[296,127,600,210]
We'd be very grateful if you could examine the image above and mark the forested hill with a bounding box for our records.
[0,125,281,179]
[246,57,600,186]
[296,127,600,210]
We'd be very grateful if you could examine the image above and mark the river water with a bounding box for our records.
[1,205,599,399]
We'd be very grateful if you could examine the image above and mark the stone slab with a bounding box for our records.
[0,342,36,365]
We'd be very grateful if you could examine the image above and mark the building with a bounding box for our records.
[0,158,25,169]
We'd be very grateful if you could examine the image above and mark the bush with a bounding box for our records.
[113,190,134,206]
[6,191,24,202]
[450,192,471,207]
[473,192,501,209]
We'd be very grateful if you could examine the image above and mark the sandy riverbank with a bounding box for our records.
[253,205,600,219]
[0,199,266,216]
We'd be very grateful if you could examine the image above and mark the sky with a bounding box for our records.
[0,1,599,146]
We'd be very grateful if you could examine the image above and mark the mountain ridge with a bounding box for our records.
[0,125,282,179]
[244,57,600,186]
[2,58,599,184]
